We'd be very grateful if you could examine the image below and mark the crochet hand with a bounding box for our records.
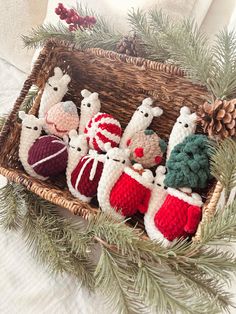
[184,205,202,234]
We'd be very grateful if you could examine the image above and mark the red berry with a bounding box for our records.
[68,9,75,17]
[55,8,61,15]
[60,13,67,20]
[90,16,96,24]
[84,15,90,22]
[69,24,77,32]
[58,3,64,8]
[62,7,68,14]
[66,17,72,24]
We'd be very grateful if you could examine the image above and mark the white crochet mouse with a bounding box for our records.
[79,89,101,135]
[166,106,197,160]
[97,143,130,220]
[38,67,71,118]
[18,111,45,180]
[66,130,89,200]
[144,166,168,244]
[120,97,163,148]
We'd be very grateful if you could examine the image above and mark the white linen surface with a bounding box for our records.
[0,58,108,314]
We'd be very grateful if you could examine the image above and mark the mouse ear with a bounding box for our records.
[142,97,153,107]
[104,142,112,152]
[18,111,26,120]
[180,106,191,116]
[189,112,198,122]
[90,92,99,100]
[81,89,92,98]
[53,67,63,79]
[155,165,166,176]
[69,129,78,139]
[152,107,163,117]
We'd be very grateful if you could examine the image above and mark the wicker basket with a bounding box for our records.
[0,40,222,238]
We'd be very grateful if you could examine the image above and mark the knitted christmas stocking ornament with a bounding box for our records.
[97,144,131,220]
[70,150,105,203]
[119,98,163,149]
[166,106,197,160]
[38,67,71,118]
[79,89,101,135]
[144,166,168,241]
[109,164,154,217]
[19,111,68,181]
[44,101,79,138]
[85,113,122,152]
[153,188,203,246]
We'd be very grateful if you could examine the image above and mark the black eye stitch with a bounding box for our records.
[26,126,32,129]
[53,87,58,91]
[87,103,91,107]
[34,126,38,131]
[107,156,110,160]
[77,147,81,152]
[164,186,168,190]
[113,158,120,162]
[122,160,125,164]
[184,124,189,128]
[179,121,182,124]
[144,113,149,117]
[157,183,162,187]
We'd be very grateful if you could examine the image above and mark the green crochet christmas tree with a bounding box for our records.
[165,134,211,189]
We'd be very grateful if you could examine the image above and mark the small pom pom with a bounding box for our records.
[134,147,144,158]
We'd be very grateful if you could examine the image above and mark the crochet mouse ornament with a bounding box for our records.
[153,188,203,246]
[66,130,105,202]
[120,98,163,148]
[79,89,101,135]
[97,144,131,219]
[38,67,71,118]
[19,111,68,180]
[44,101,79,138]
[166,106,197,160]
[144,166,168,242]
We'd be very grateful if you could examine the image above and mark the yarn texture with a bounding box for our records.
[109,165,154,216]
[165,134,211,189]
[154,188,202,242]
[28,135,68,178]
[85,113,122,152]
[128,129,166,168]
[79,89,101,135]
[45,101,79,137]
[166,106,197,160]
[144,166,168,241]
[120,98,163,148]
[38,67,71,118]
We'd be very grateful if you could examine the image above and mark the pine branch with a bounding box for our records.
[210,139,236,198]
[0,183,26,231]
[211,29,236,99]
[20,86,39,112]
[22,193,95,290]
[128,8,169,61]
[95,247,145,314]
[22,22,75,49]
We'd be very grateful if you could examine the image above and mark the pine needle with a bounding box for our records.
[210,139,236,198]
[20,86,39,112]
[0,183,26,231]
[22,22,75,49]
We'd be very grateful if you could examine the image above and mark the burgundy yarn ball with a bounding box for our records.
[28,135,68,178]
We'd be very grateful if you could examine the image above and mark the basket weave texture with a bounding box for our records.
[0,40,220,234]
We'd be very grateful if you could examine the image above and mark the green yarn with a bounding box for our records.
[164,134,211,189]
[144,129,154,135]
[159,138,167,153]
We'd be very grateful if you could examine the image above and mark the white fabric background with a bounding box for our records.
[0,1,236,313]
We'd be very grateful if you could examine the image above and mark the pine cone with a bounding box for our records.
[199,99,236,139]
[116,33,142,57]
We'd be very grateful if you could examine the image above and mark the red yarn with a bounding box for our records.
[71,156,103,198]
[154,155,162,164]
[134,147,144,158]
[28,135,68,178]
[154,194,202,241]
[99,123,122,136]
[110,172,151,216]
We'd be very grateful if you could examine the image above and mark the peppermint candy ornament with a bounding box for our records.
[85,113,122,152]
[70,150,105,203]
[18,111,68,181]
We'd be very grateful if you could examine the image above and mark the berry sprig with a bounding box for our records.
[55,3,96,32]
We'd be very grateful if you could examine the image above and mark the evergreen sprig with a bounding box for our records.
[0,183,26,231]
[20,86,39,112]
